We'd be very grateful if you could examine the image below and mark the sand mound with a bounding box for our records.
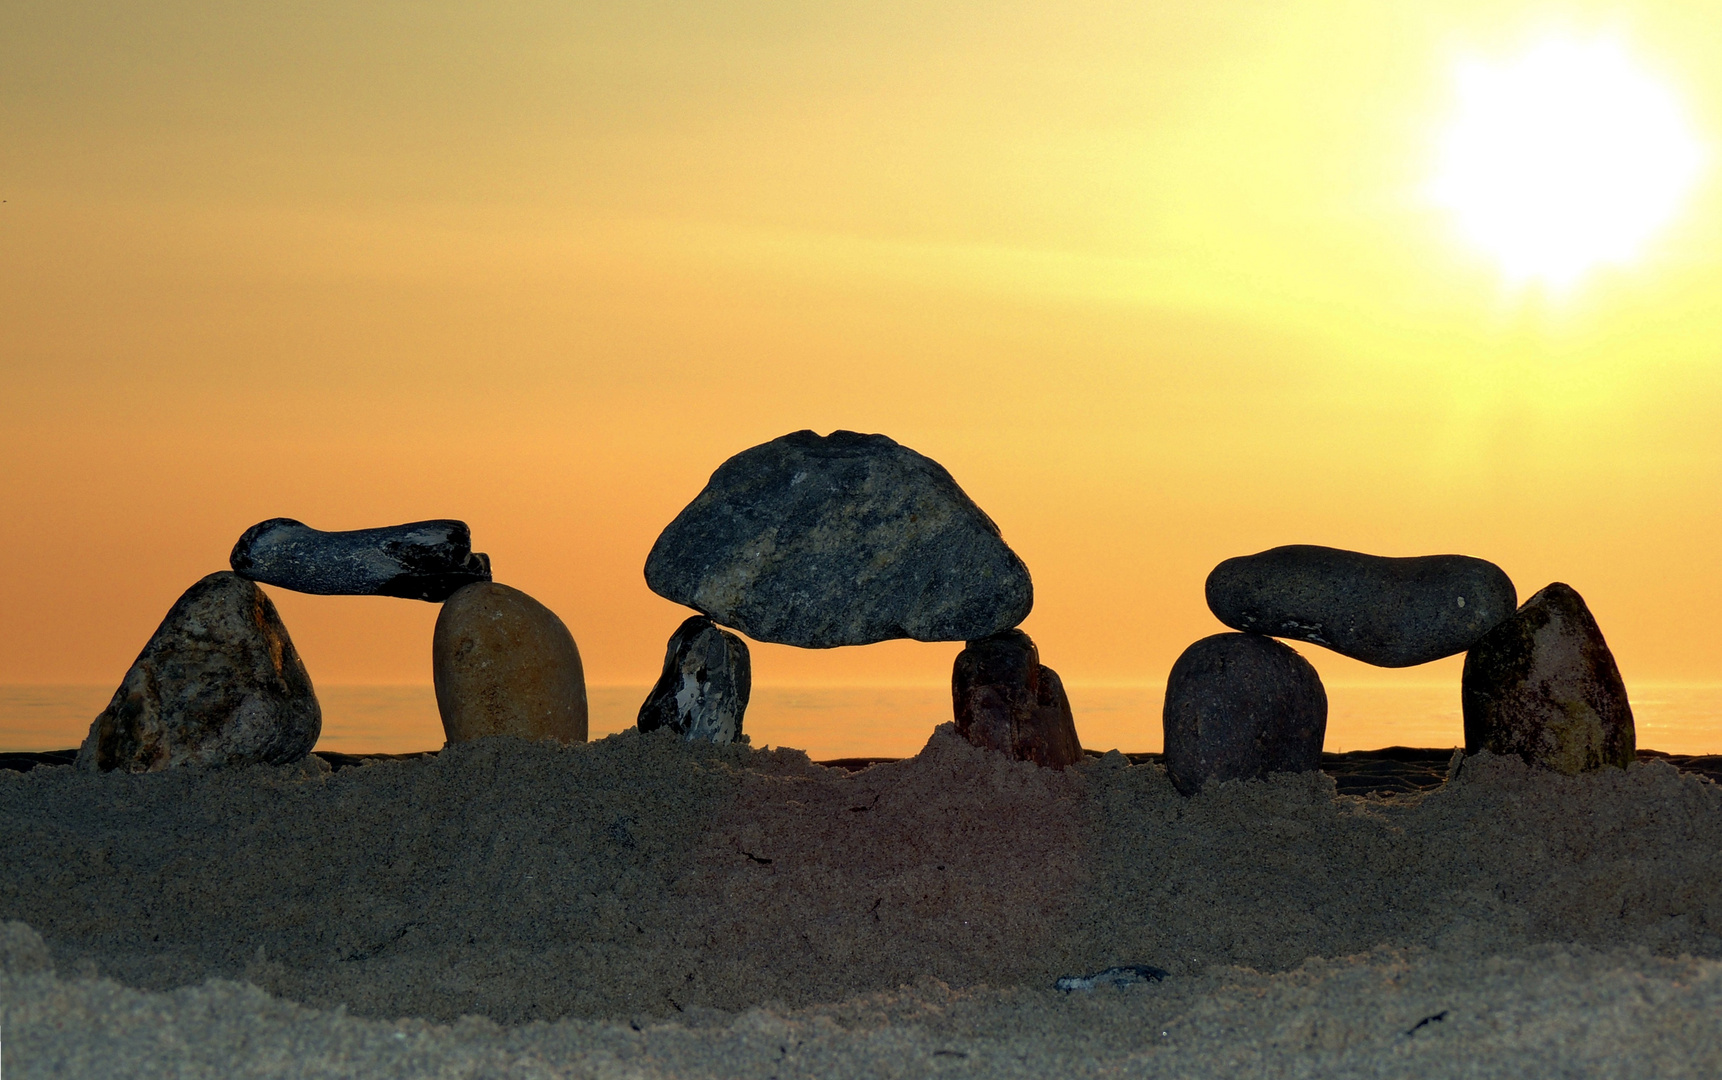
[3,725,1720,1075]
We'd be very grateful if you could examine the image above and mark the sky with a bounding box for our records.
[4,0,1722,699]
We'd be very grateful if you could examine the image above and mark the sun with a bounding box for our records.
[1428,34,1706,290]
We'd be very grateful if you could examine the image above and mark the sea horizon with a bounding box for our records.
[7,680,1720,761]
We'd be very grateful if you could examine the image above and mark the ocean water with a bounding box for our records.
[5,682,1719,760]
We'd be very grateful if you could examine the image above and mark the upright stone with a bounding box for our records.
[645,430,1033,647]
[77,572,321,772]
[952,629,1082,769]
[433,583,588,744]
[1462,582,1635,774]
[1162,633,1327,796]
[637,616,751,744]
[231,518,491,602]
[1206,545,1517,667]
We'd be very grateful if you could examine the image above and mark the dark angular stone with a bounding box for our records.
[638,616,751,744]
[1161,633,1327,796]
[1206,545,1517,667]
[1462,582,1635,774]
[77,572,321,772]
[644,430,1032,647]
[952,629,1083,769]
[230,518,491,602]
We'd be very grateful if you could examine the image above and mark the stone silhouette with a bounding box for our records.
[637,616,751,744]
[232,518,491,602]
[1206,545,1516,667]
[78,571,320,771]
[646,430,1032,647]
[1462,582,1635,774]
[1162,633,1327,795]
[952,629,1082,769]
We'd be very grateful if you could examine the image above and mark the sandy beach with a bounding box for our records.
[3,724,1720,1076]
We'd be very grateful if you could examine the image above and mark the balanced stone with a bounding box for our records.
[1206,545,1517,667]
[645,430,1033,647]
[77,572,321,772]
[637,616,751,743]
[231,518,491,602]
[433,582,587,744]
[952,629,1082,769]
[1462,582,1635,774]
[1161,633,1327,796]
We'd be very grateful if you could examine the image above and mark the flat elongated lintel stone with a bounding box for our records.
[1206,545,1517,667]
[1462,582,1635,774]
[645,430,1032,647]
[231,518,491,602]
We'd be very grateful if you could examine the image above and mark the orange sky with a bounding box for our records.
[4,1,1722,698]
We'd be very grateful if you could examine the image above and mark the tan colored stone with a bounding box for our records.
[433,582,587,744]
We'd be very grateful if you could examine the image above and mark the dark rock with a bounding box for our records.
[230,518,491,602]
[952,629,1083,769]
[1462,582,1635,774]
[644,430,1032,647]
[638,616,752,743]
[77,572,321,772]
[433,582,588,744]
[1205,545,1516,667]
[1161,633,1327,796]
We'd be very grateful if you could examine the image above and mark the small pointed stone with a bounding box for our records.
[1206,545,1517,667]
[1161,633,1327,796]
[433,583,588,744]
[952,629,1082,769]
[78,572,321,772]
[231,518,491,602]
[1462,582,1635,774]
[638,616,751,744]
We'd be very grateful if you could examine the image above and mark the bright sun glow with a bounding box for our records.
[1429,35,1707,290]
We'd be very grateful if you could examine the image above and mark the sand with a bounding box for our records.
[2,724,1720,1076]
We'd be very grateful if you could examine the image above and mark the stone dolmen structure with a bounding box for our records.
[642,429,1080,766]
[80,517,591,772]
[1172,543,1636,793]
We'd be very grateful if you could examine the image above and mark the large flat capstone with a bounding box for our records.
[77,571,321,772]
[1205,545,1517,667]
[644,430,1033,648]
[231,518,491,602]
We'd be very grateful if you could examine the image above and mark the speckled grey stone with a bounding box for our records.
[1161,633,1327,796]
[637,616,751,744]
[1463,582,1635,774]
[951,629,1082,769]
[644,430,1032,647]
[231,518,490,602]
[77,572,320,772]
[1206,545,1516,667]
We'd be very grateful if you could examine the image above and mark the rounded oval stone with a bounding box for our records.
[77,571,321,772]
[1462,582,1635,774]
[644,429,1032,647]
[1205,545,1517,667]
[1162,633,1327,796]
[433,583,587,744]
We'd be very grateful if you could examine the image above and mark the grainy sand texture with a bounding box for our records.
[3,725,1720,1077]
